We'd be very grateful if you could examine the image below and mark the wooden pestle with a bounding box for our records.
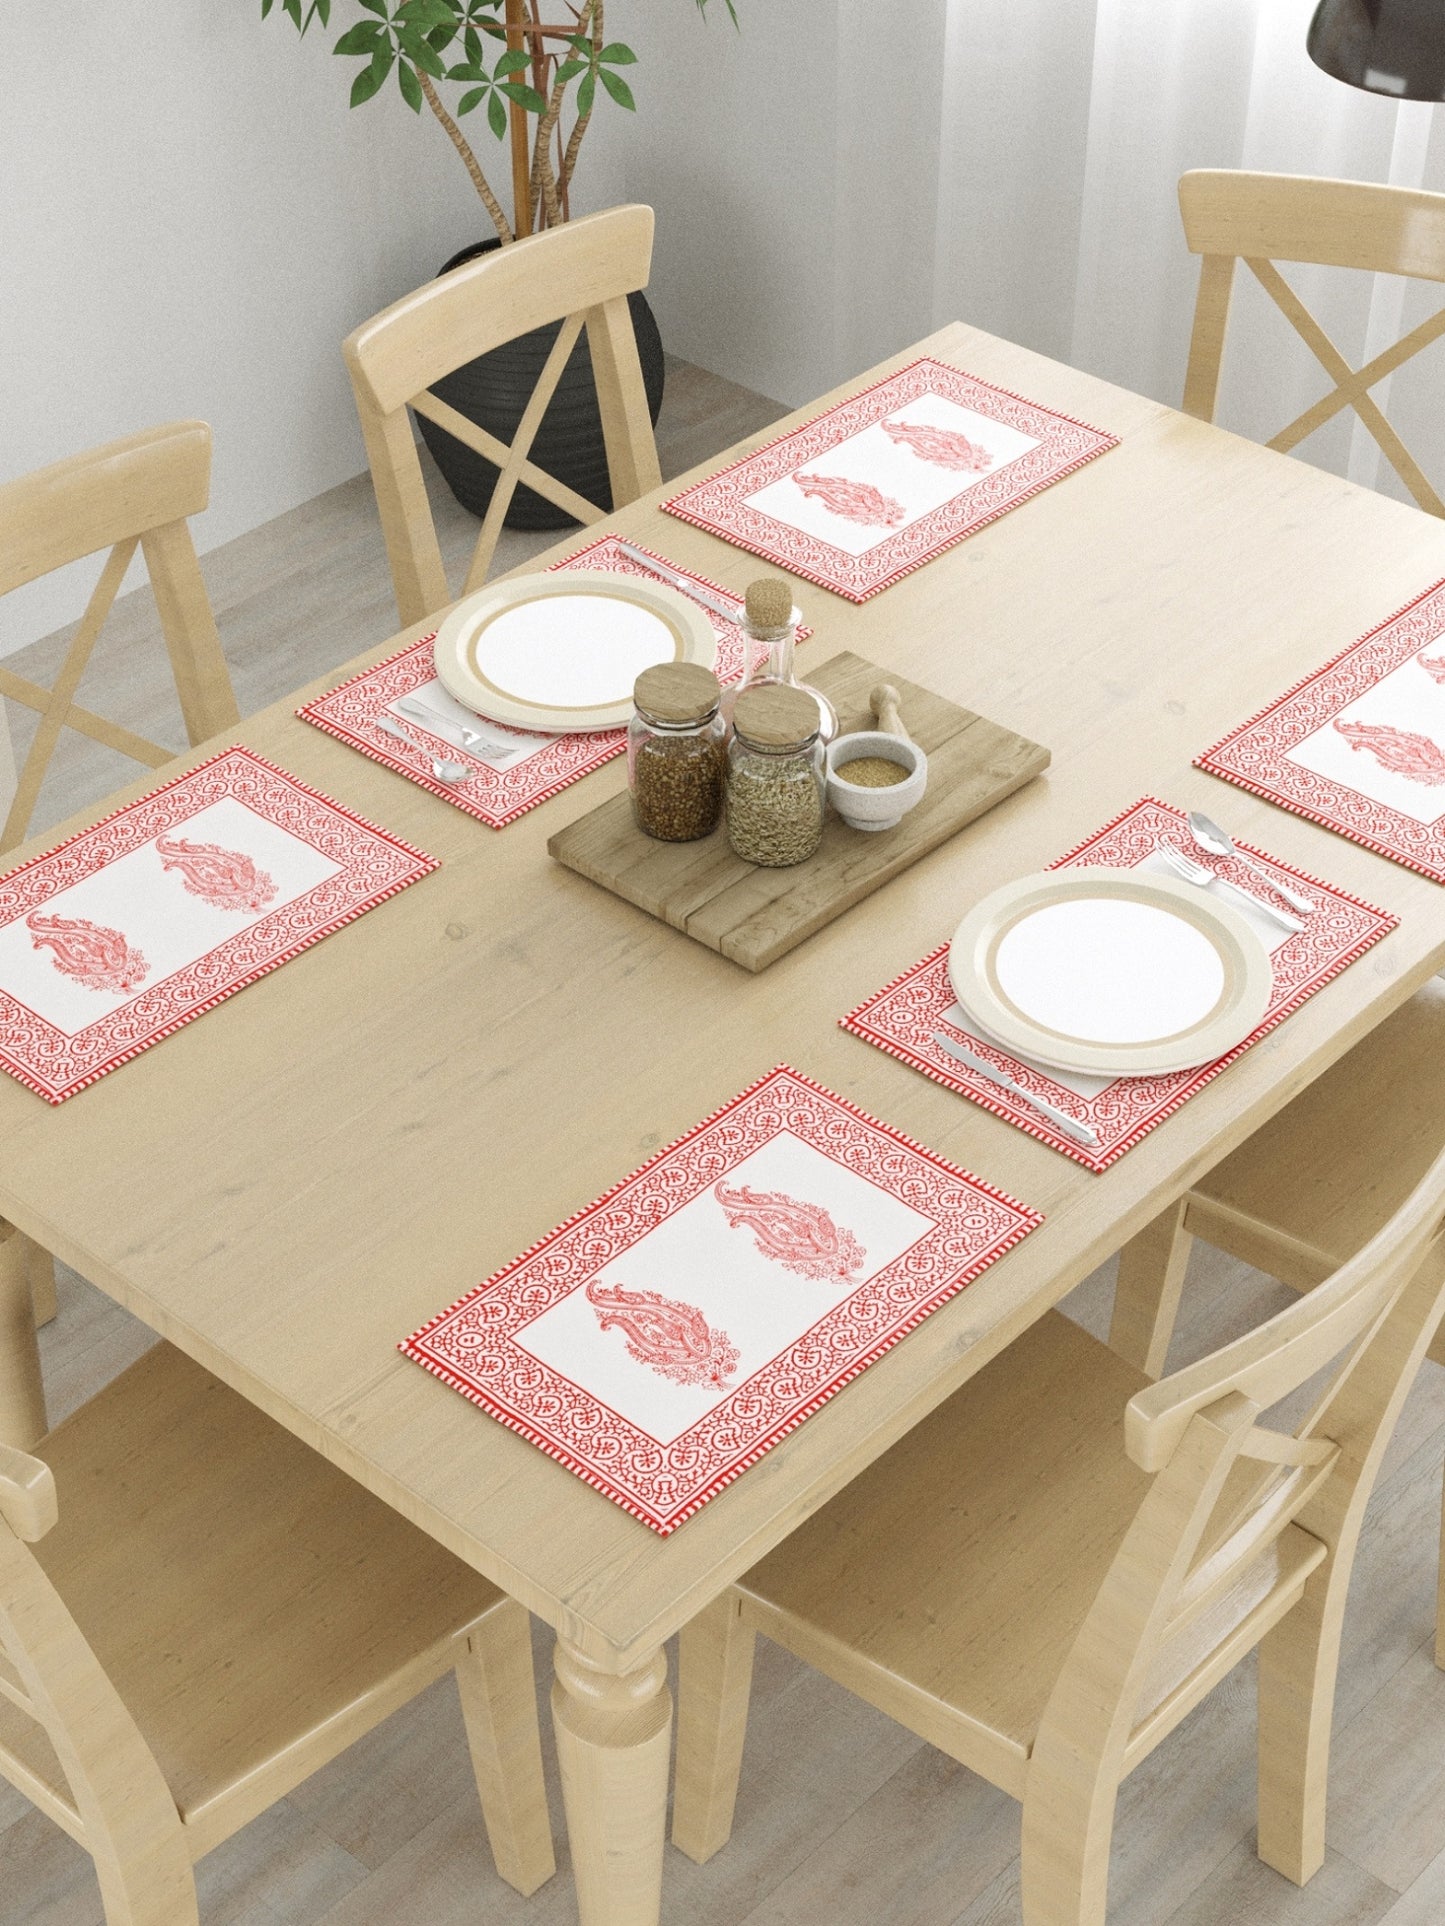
[870,683,911,743]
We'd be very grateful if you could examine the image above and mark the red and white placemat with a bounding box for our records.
[299,536,807,830]
[401,1064,1040,1534]
[1198,576,1445,884]
[0,748,436,1104]
[662,357,1118,603]
[842,798,1395,1173]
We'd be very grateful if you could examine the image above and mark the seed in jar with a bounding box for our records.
[834,755,908,788]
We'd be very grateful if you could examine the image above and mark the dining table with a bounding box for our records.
[5,318,1445,1926]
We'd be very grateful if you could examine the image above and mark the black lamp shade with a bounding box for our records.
[1308,0,1445,100]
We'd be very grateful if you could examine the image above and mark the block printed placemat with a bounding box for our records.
[662,357,1119,602]
[842,798,1395,1173]
[1198,576,1445,883]
[0,748,437,1103]
[401,1064,1041,1534]
[299,536,808,830]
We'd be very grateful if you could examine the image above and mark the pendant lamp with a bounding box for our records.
[1308,0,1445,100]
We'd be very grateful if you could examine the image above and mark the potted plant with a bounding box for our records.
[264,0,736,526]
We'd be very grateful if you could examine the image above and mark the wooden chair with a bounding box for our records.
[343,204,663,628]
[672,1136,1445,1925]
[1180,169,1445,517]
[0,420,242,1335]
[1111,978,1445,1660]
[0,1339,555,1924]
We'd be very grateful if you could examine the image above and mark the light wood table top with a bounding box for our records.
[5,321,1445,1712]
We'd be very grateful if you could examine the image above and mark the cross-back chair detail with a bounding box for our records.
[344,203,663,628]
[0,1341,554,1925]
[1180,169,1445,517]
[0,420,241,856]
[674,1138,1445,1924]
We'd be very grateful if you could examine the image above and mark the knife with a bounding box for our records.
[931,1033,1101,1149]
[394,696,511,757]
[615,541,746,624]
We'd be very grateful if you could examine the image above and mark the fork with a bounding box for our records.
[395,696,509,755]
[1155,841,1304,934]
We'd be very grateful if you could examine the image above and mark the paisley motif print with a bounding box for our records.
[586,1281,740,1389]
[881,416,994,473]
[714,1182,866,1281]
[793,471,907,529]
[155,836,278,913]
[1333,719,1445,786]
[26,914,149,994]
[1418,652,1445,685]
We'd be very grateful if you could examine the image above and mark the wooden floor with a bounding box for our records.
[6,364,1445,1926]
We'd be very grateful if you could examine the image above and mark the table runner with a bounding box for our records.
[1198,576,1445,883]
[299,536,808,830]
[401,1064,1040,1534]
[662,357,1118,602]
[842,797,1395,1172]
[0,748,437,1104]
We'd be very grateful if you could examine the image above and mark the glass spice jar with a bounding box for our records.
[735,576,838,744]
[726,683,826,867]
[628,661,727,842]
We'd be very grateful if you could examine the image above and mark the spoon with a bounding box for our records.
[1185,811,1315,917]
[375,715,472,785]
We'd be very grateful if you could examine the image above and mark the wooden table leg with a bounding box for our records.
[552,1636,671,1926]
[27,1239,58,1327]
[0,1224,46,1449]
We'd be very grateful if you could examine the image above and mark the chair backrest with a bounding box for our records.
[0,420,240,854]
[0,1441,194,1918]
[1178,168,1445,516]
[1036,1132,1445,1782]
[344,204,664,628]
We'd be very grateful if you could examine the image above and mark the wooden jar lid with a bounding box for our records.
[733,682,820,748]
[633,661,721,724]
[744,577,795,631]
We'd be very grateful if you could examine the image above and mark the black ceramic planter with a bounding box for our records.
[417,238,666,531]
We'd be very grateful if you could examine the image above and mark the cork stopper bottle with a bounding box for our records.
[737,576,838,744]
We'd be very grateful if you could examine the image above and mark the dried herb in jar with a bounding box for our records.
[726,684,825,868]
[629,662,727,842]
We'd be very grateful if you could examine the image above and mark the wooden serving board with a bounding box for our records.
[547,651,1050,972]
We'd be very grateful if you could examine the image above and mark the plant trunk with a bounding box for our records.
[419,69,514,245]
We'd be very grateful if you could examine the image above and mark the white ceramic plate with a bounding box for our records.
[947,867,1274,1076]
[432,570,718,733]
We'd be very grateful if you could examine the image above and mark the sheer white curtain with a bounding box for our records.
[929,0,1445,501]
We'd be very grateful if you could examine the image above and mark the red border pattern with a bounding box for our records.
[297,537,807,830]
[1197,576,1445,883]
[841,798,1395,1172]
[401,1064,1041,1535]
[0,748,437,1104]
[662,358,1118,602]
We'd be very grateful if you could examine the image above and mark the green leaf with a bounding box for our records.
[261,0,274,18]
[427,21,458,50]
[597,67,634,109]
[350,47,394,103]
[301,0,332,30]
[498,80,546,112]
[597,42,637,65]
[396,24,447,73]
[283,0,302,25]
[397,56,424,109]
[487,89,507,139]
[333,20,385,55]
[457,85,488,113]
[354,0,389,14]
[447,59,487,80]
[494,48,530,75]
[464,24,482,62]
[577,70,595,115]
[397,0,455,23]
[554,58,587,81]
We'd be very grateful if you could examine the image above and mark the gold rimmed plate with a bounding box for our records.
[947,867,1274,1077]
[432,570,718,734]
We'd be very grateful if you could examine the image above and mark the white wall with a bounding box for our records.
[0,0,623,652]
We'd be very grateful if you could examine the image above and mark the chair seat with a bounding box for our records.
[23,1344,503,1846]
[738,1311,1319,1794]
[1190,979,1445,1284]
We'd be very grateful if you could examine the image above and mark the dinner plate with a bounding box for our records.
[432,570,718,733]
[947,868,1274,1076]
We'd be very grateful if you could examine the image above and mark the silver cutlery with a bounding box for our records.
[1155,841,1304,934]
[374,714,472,785]
[931,1032,1101,1148]
[1186,811,1316,917]
[395,696,510,756]
[615,541,747,624]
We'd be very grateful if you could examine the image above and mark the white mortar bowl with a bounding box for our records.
[826,732,928,832]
